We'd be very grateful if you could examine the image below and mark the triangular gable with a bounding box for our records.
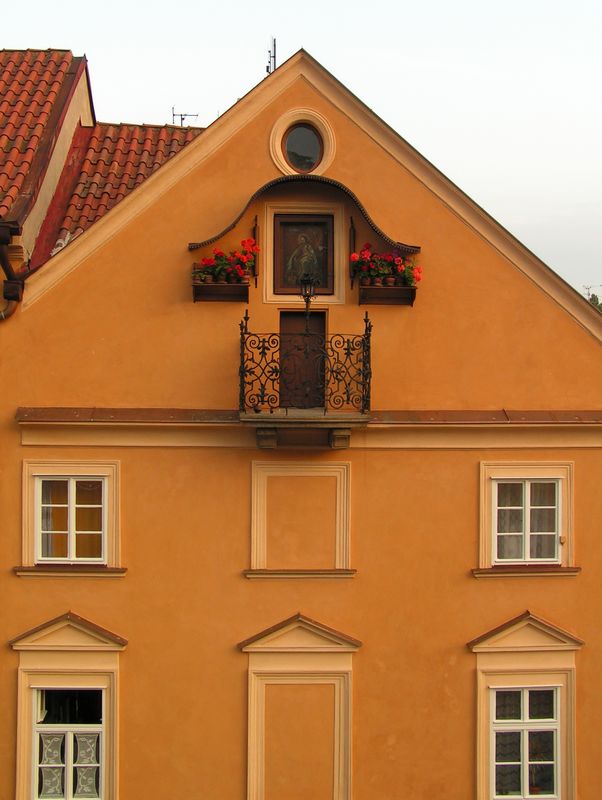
[468,610,583,653]
[239,613,361,653]
[21,50,602,342]
[10,611,127,651]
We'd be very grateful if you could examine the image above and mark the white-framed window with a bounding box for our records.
[491,687,559,798]
[34,688,103,799]
[479,463,573,571]
[11,611,126,800]
[36,477,106,563]
[22,461,120,570]
[470,611,581,800]
[494,479,559,563]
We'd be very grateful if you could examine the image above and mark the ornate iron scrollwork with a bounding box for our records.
[239,311,372,413]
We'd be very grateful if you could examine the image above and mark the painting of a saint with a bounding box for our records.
[274,215,334,294]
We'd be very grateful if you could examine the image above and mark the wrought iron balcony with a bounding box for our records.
[239,311,372,415]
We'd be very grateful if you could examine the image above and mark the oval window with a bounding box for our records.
[283,124,323,173]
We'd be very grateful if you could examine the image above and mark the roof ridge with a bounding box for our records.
[95,120,205,131]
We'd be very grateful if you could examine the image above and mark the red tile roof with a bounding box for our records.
[52,121,202,250]
[0,49,87,225]
[1,49,203,269]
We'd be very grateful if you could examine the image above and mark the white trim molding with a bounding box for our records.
[251,461,351,570]
[469,611,582,800]
[11,612,126,800]
[262,200,347,304]
[269,107,336,176]
[240,614,360,800]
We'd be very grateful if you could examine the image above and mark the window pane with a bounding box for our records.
[497,509,523,533]
[40,734,64,766]
[497,535,524,560]
[41,506,68,532]
[75,534,103,559]
[41,690,102,725]
[39,766,64,798]
[530,482,556,507]
[284,124,322,172]
[529,763,555,794]
[497,483,523,507]
[41,480,68,504]
[42,533,68,559]
[496,690,521,720]
[530,508,556,533]
[496,731,521,762]
[75,507,102,532]
[74,734,99,765]
[74,765,99,798]
[76,480,103,505]
[495,764,521,795]
[530,534,557,559]
[529,690,554,720]
[529,730,554,762]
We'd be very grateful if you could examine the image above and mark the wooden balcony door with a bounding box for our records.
[279,311,326,409]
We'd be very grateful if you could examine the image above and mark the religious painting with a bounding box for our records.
[273,214,334,295]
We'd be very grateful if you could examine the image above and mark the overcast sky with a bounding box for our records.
[10,0,602,295]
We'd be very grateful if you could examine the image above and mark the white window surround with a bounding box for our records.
[239,614,360,800]
[11,612,126,800]
[469,611,582,800]
[250,461,351,572]
[21,460,120,573]
[479,462,573,571]
[262,201,347,304]
[269,108,336,177]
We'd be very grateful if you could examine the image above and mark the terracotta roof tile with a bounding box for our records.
[0,49,84,223]
[50,121,203,249]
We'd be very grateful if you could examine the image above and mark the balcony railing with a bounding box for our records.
[239,312,372,414]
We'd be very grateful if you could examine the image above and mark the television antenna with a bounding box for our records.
[266,37,277,74]
[583,284,602,299]
[171,106,199,127]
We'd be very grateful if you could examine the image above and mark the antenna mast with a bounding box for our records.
[266,37,277,74]
[171,106,199,127]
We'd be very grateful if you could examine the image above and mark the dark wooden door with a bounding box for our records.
[279,311,326,408]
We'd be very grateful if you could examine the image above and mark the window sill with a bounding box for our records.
[472,565,580,578]
[14,565,127,578]
[243,568,356,580]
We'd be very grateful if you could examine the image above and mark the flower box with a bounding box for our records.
[358,285,416,306]
[192,282,249,303]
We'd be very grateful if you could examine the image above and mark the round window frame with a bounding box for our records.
[281,123,324,174]
[270,109,335,176]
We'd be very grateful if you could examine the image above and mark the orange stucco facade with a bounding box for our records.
[1,52,601,799]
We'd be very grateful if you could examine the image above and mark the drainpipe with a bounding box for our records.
[0,223,24,322]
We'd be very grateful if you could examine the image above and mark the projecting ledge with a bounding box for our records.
[255,426,354,449]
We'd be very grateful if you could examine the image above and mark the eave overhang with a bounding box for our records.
[188,174,421,255]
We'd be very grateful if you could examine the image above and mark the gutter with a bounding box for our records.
[0,222,25,321]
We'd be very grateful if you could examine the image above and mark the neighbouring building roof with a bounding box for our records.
[63,122,201,239]
[0,48,87,227]
[0,48,203,270]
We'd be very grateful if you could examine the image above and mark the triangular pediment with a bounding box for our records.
[22,49,602,342]
[10,611,127,652]
[239,613,361,653]
[468,611,583,653]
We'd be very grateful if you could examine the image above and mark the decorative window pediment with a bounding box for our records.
[10,611,127,652]
[240,614,360,800]
[468,610,583,653]
[11,612,125,800]
[239,613,361,653]
[469,611,582,800]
